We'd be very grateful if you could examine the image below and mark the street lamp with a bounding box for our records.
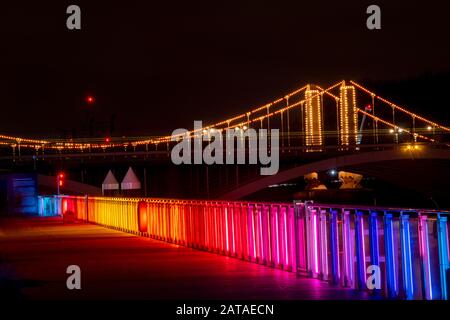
[86,95,95,104]
[57,172,65,195]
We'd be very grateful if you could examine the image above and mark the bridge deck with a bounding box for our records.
[0,217,372,300]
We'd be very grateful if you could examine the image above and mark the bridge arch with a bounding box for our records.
[220,146,450,200]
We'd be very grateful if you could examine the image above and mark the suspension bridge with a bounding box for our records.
[1,80,449,155]
[1,80,449,200]
[1,80,450,300]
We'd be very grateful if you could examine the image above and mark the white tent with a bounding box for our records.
[102,170,119,195]
[121,167,141,190]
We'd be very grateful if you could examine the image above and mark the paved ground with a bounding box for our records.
[0,217,373,300]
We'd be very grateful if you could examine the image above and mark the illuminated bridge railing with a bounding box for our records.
[37,195,450,300]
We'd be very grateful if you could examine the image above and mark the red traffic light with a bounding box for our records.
[105,137,111,143]
[57,172,65,187]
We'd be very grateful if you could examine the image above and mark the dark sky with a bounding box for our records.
[1,1,450,138]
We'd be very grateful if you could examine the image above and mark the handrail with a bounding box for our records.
[304,202,450,215]
[37,194,450,300]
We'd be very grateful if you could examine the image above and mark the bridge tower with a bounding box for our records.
[304,85,324,151]
[338,84,358,146]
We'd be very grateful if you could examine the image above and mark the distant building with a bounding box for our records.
[0,173,38,216]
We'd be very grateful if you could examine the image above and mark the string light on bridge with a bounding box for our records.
[1,79,449,152]
[339,84,358,146]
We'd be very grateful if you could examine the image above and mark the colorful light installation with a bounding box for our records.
[37,195,61,217]
[339,85,358,146]
[319,209,329,280]
[37,195,450,300]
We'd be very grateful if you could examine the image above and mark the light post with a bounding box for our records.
[57,172,65,195]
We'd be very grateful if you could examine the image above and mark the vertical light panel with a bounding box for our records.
[400,213,414,299]
[436,215,449,300]
[339,85,358,146]
[319,209,329,280]
[288,206,297,272]
[418,214,433,300]
[384,212,398,298]
[260,205,269,264]
[241,204,249,260]
[368,211,381,294]
[313,211,319,275]
[247,204,256,261]
[270,206,278,266]
[306,207,320,277]
[266,205,273,266]
[256,205,263,263]
[342,210,354,287]
[305,206,313,275]
[233,204,241,257]
[273,206,281,266]
[280,206,289,269]
[330,210,340,284]
[304,86,324,149]
[355,211,366,290]
[296,204,307,271]
[138,201,148,233]
[62,198,68,214]
[369,211,380,267]
[230,204,236,255]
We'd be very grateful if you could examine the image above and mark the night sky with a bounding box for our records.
[1,1,450,138]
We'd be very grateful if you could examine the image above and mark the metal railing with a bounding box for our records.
[37,195,450,300]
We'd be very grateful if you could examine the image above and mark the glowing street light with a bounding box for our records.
[56,172,65,195]
[86,95,95,104]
